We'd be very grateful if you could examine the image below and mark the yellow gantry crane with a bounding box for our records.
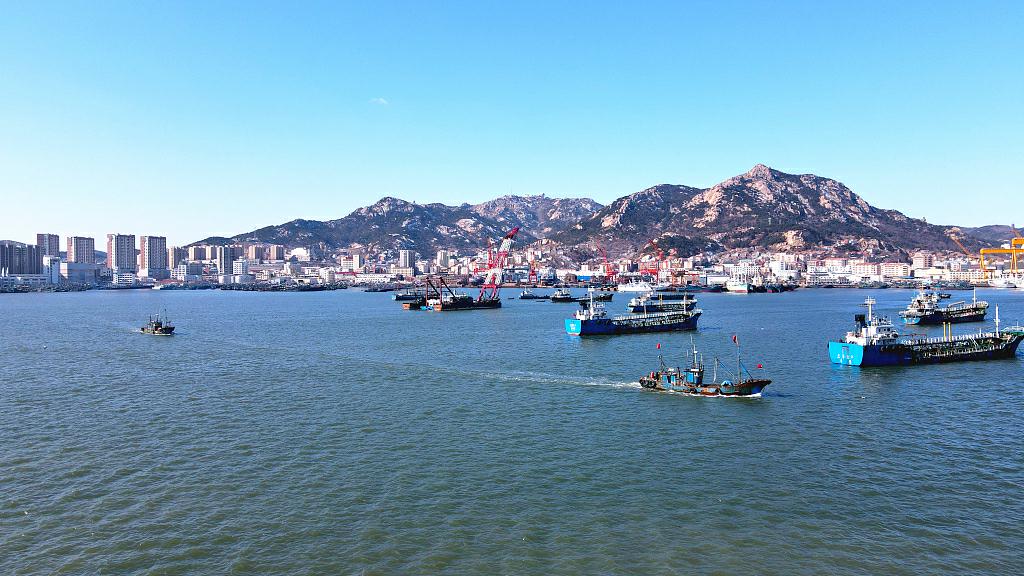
[980,224,1024,278]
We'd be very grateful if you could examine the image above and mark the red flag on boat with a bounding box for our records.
[732,335,738,345]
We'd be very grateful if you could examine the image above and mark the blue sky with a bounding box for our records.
[1,1,1021,246]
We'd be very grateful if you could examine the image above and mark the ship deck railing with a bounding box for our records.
[902,331,1004,346]
[611,308,701,321]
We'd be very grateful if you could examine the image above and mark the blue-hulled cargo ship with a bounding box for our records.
[898,289,988,325]
[565,291,701,336]
[829,298,1023,366]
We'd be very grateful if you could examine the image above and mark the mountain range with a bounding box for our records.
[194,165,1007,260]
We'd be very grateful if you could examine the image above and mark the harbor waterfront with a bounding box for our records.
[2,288,1024,574]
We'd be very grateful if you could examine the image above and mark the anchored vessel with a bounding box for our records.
[550,288,576,302]
[829,298,1023,366]
[393,288,424,302]
[423,277,500,311]
[898,290,988,324]
[566,290,701,336]
[141,312,175,335]
[627,293,696,313]
[725,278,751,293]
[518,288,549,300]
[639,338,770,397]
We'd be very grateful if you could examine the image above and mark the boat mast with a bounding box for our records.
[995,305,1000,337]
[736,337,741,384]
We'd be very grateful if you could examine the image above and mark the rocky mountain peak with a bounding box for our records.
[744,163,776,180]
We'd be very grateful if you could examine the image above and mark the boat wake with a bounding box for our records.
[579,380,644,390]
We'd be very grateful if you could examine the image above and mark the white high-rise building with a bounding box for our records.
[399,250,415,269]
[216,246,234,276]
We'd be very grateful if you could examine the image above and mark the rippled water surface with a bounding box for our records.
[2,288,1023,575]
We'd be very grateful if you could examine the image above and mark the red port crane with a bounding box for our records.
[478,227,520,302]
[641,239,664,276]
[598,245,617,283]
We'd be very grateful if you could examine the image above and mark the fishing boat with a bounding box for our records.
[627,292,696,313]
[565,290,701,336]
[828,298,1023,366]
[898,289,988,324]
[518,288,549,300]
[141,312,175,335]
[639,337,770,397]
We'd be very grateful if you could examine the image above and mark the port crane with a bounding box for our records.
[640,239,665,277]
[478,227,519,302]
[976,225,1024,279]
[598,244,617,283]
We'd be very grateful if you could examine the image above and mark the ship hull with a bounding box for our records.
[829,334,1023,366]
[900,309,987,325]
[639,375,769,397]
[566,311,700,336]
[431,299,501,311]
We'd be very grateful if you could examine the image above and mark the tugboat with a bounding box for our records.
[829,298,1023,366]
[518,288,549,300]
[639,337,770,397]
[898,289,988,324]
[566,290,701,336]
[141,312,175,335]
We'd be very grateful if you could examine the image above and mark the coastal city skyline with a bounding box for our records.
[2,3,1022,245]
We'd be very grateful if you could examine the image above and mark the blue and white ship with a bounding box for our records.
[829,298,1023,366]
[566,290,701,336]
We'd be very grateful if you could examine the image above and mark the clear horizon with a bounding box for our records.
[2,1,1021,246]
